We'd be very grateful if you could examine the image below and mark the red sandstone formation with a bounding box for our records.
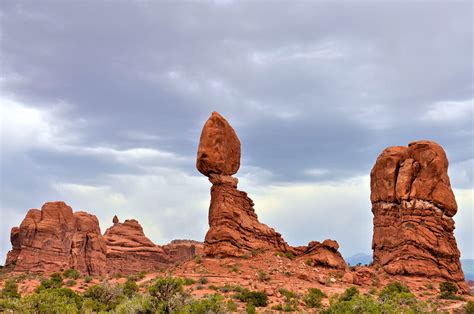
[162,240,204,262]
[295,240,346,270]
[5,201,106,275]
[103,217,172,274]
[197,112,346,269]
[197,112,241,177]
[371,140,468,292]
[197,112,292,257]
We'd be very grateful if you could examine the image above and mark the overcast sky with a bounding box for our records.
[0,1,472,263]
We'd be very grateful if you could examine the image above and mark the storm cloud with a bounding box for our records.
[0,1,472,261]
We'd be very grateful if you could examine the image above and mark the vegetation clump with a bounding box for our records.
[234,289,268,307]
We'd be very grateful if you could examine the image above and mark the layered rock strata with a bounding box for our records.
[5,201,107,275]
[371,140,468,292]
[197,112,346,269]
[103,217,172,274]
[162,240,204,262]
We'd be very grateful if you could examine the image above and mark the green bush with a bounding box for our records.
[114,294,154,314]
[21,288,82,313]
[83,281,126,310]
[63,268,81,279]
[0,297,21,311]
[258,269,269,282]
[1,279,20,298]
[465,300,474,314]
[148,277,188,312]
[340,286,359,301]
[246,302,256,314]
[439,281,461,299]
[123,278,139,298]
[84,275,92,283]
[379,281,410,301]
[284,251,295,260]
[65,279,77,287]
[304,288,325,308]
[198,277,208,285]
[36,272,64,291]
[183,277,196,285]
[234,289,268,307]
[184,293,226,313]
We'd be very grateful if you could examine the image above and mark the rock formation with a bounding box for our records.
[5,201,107,275]
[103,217,172,274]
[162,240,204,262]
[197,112,292,256]
[295,240,346,270]
[197,112,346,269]
[371,140,468,292]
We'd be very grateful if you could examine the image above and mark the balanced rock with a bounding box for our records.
[197,112,291,256]
[196,111,241,176]
[5,201,107,275]
[371,140,468,292]
[103,217,172,274]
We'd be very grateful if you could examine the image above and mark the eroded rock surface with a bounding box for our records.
[196,111,241,176]
[296,240,346,270]
[197,112,345,268]
[5,201,106,275]
[103,217,172,274]
[163,240,204,262]
[371,140,468,292]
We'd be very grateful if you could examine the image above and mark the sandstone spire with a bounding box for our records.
[371,140,468,292]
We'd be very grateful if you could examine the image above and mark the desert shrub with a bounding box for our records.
[284,251,295,260]
[379,281,410,301]
[36,272,63,291]
[84,275,92,283]
[184,293,226,313]
[83,281,126,310]
[183,277,196,285]
[465,301,474,314]
[63,268,81,279]
[198,277,208,284]
[323,294,381,314]
[21,288,82,313]
[65,279,77,287]
[278,288,299,311]
[246,302,256,314]
[226,300,238,311]
[1,279,20,298]
[123,278,139,298]
[114,294,154,314]
[340,286,359,301]
[278,288,298,300]
[136,271,146,280]
[0,297,21,311]
[305,259,313,266]
[257,269,269,282]
[271,304,283,311]
[304,288,325,308]
[194,255,202,264]
[439,281,462,300]
[148,277,188,312]
[234,289,268,307]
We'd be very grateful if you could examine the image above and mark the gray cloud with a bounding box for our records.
[1,1,472,261]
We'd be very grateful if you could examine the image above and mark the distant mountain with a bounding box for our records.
[462,259,474,280]
[346,253,372,266]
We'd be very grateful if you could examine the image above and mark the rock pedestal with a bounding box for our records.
[197,112,346,268]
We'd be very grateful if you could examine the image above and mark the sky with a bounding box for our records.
[0,1,472,263]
